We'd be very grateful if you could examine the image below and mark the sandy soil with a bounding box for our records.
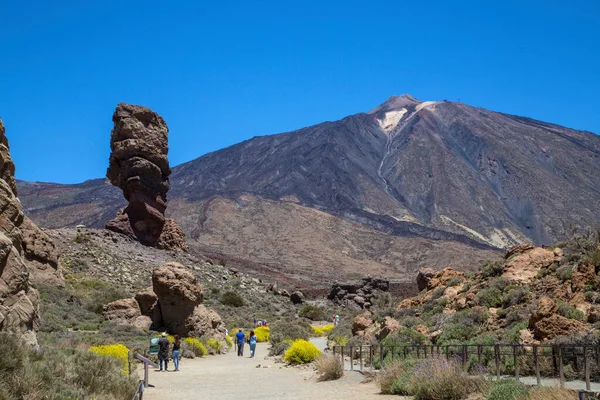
[139,343,397,400]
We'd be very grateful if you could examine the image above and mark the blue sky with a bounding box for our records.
[1,0,598,184]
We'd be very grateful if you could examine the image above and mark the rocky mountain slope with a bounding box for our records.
[351,231,600,347]
[17,95,600,285]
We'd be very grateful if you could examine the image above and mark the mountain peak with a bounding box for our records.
[368,94,422,114]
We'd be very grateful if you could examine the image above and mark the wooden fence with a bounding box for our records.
[332,344,600,391]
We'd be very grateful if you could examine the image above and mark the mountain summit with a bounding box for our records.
[17,96,600,287]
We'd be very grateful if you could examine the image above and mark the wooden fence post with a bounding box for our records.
[513,345,519,381]
[494,344,500,379]
[584,346,590,391]
[350,346,354,371]
[360,345,363,371]
[558,346,564,388]
[341,346,345,370]
[533,345,541,386]
[462,345,468,369]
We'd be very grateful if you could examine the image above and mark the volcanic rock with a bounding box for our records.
[329,277,390,309]
[20,216,61,285]
[290,291,304,304]
[105,103,188,252]
[417,268,436,292]
[102,298,141,325]
[503,247,558,283]
[0,119,40,345]
[151,262,224,338]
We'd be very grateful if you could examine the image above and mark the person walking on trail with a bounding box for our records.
[335,314,340,326]
[235,329,245,357]
[158,332,170,371]
[248,330,257,358]
[172,335,181,371]
[253,315,257,326]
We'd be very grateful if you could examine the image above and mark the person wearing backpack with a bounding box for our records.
[248,330,257,358]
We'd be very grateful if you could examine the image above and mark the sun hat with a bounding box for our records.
[162,332,167,337]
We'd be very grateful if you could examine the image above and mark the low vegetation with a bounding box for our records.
[0,333,137,400]
[315,354,343,381]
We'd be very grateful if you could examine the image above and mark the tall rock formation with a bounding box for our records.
[105,103,189,252]
[0,119,43,344]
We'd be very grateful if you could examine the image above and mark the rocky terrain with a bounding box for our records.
[0,119,60,345]
[16,95,600,287]
[350,229,600,347]
[105,103,188,252]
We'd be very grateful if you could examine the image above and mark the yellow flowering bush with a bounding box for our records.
[283,339,321,364]
[88,344,130,375]
[254,326,270,342]
[311,324,335,336]
[206,339,222,353]
[225,335,234,348]
[183,337,208,357]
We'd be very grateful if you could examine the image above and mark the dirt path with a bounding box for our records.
[140,343,396,400]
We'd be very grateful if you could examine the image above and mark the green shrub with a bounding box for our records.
[382,328,429,347]
[436,323,474,345]
[315,354,343,381]
[556,265,574,282]
[502,287,529,307]
[556,300,585,321]
[476,287,503,308]
[0,333,137,399]
[220,291,244,307]
[378,357,487,399]
[270,321,310,344]
[487,379,528,400]
[298,304,327,321]
[481,261,505,278]
[283,339,321,364]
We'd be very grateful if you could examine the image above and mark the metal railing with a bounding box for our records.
[332,344,600,391]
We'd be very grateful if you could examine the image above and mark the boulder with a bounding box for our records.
[504,243,535,259]
[377,316,402,340]
[152,262,203,335]
[503,247,558,283]
[290,291,304,304]
[351,313,373,336]
[353,295,365,307]
[530,314,588,340]
[416,268,436,292]
[134,287,162,324]
[572,264,597,291]
[427,268,464,290]
[105,103,188,252]
[185,304,226,340]
[132,316,152,330]
[102,298,141,325]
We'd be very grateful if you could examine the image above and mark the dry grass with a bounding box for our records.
[315,354,343,381]
[527,386,580,400]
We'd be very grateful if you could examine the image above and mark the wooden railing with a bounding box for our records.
[332,344,600,391]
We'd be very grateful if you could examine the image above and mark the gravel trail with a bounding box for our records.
[140,342,395,400]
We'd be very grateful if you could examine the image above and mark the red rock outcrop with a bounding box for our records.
[105,103,188,252]
[0,120,40,345]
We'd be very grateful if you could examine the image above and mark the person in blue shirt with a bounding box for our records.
[248,330,257,358]
[235,329,245,357]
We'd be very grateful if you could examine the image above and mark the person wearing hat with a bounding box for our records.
[158,332,170,371]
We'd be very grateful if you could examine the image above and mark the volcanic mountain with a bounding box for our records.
[17,95,600,286]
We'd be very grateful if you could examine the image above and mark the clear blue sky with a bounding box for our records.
[1,0,598,184]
